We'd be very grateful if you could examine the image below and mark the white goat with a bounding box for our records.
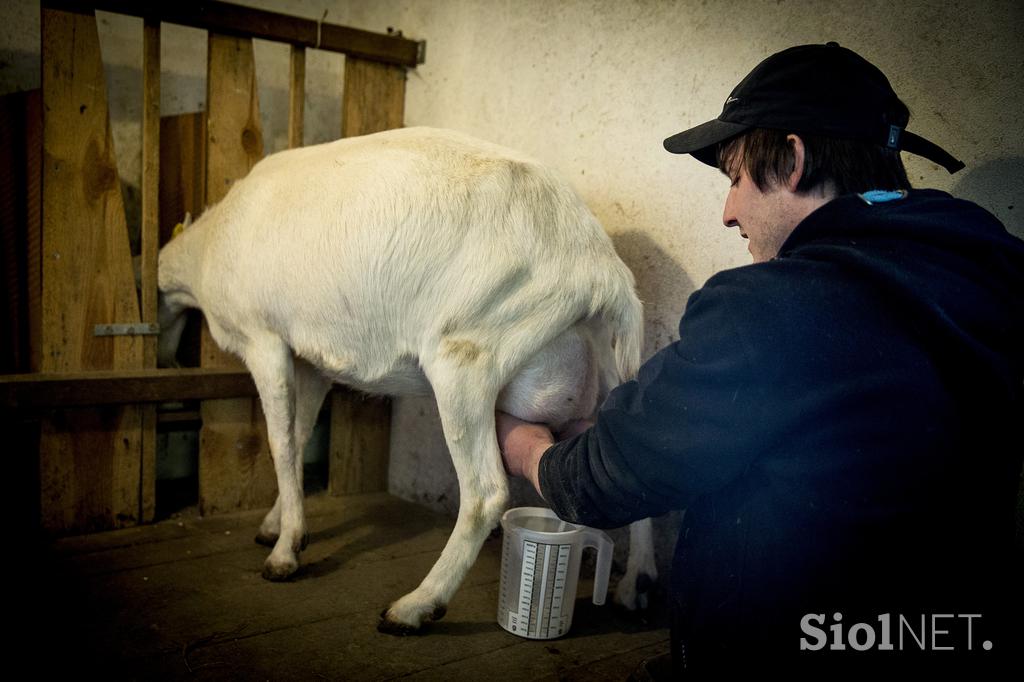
[158,127,657,633]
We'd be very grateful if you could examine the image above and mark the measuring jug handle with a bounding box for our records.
[582,527,614,606]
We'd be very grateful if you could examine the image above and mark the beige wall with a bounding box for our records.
[3,1,1021,561]
[332,0,1024,521]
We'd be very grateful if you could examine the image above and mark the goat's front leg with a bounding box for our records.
[243,335,305,580]
[379,360,509,634]
[256,357,332,549]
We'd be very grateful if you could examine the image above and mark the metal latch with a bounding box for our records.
[94,323,160,337]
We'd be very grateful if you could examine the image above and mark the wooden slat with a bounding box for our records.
[288,45,305,149]
[340,57,406,138]
[141,19,160,366]
[159,112,206,247]
[0,90,40,375]
[158,112,206,370]
[329,392,390,495]
[42,0,423,67]
[140,17,160,524]
[199,32,276,517]
[205,33,264,207]
[0,368,258,408]
[0,94,21,374]
[41,10,143,374]
[40,7,143,533]
[26,90,43,374]
[328,55,407,495]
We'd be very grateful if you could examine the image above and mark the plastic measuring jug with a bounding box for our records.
[497,506,613,639]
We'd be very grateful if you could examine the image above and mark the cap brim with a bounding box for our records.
[663,118,750,167]
[901,130,965,174]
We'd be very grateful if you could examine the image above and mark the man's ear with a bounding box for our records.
[785,134,806,192]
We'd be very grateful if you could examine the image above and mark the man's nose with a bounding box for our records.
[723,190,738,228]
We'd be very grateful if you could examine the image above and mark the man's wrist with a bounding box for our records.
[528,438,550,498]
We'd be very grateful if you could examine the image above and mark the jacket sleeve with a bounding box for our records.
[538,279,771,528]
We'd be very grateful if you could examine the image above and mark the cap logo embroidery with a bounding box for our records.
[725,96,740,105]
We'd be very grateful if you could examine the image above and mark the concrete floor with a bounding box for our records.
[27,492,669,680]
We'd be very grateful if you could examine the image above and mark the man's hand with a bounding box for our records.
[495,412,595,498]
[495,411,555,497]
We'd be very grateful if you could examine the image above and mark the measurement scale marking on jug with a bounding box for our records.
[548,545,571,637]
[516,541,537,632]
[516,540,572,638]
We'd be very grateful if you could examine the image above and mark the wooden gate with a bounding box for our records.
[2,0,424,534]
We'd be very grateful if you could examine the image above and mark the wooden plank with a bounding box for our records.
[41,9,143,374]
[26,89,43,374]
[328,56,407,495]
[40,7,143,533]
[288,45,305,149]
[340,57,406,138]
[0,90,43,535]
[42,0,423,67]
[140,17,160,524]
[0,367,261,409]
[199,32,276,517]
[158,112,206,247]
[0,90,39,374]
[329,392,391,494]
[0,93,21,374]
[158,112,206,368]
[141,18,160,368]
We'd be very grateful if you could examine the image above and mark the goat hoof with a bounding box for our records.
[261,558,298,582]
[613,571,657,612]
[377,608,422,636]
[254,531,278,547]
[376,602,447,636]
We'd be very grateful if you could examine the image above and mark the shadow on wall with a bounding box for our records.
[610,229,698,357]
[950,156,1023,240]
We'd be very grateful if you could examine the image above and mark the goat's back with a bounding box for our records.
[182,127,641,398]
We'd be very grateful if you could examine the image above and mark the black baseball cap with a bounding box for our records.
[663,42,965,174]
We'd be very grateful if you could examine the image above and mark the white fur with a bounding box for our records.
[158,127,655,628]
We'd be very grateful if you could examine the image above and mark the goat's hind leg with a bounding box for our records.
[242,334,307,580]
[256,357,332,549]
[614,518,659,611]
[378,355,509,634]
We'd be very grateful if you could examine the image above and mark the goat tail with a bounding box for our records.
[611,282,644,383]
[591,267,643,386]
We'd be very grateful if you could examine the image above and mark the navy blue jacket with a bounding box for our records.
[539,189,1023,672]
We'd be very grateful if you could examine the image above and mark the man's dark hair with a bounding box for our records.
[717,128,912,197]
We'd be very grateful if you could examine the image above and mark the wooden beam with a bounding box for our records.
[140,17,161,524]
[326,54,405,496]
[288,45,305,149]
[0,90,41,375]
[42,9,143,375]
[40,7,144,533]
[341,57,406,138]
[159,112,206,247]
[329,393,390,495]
[26,90,43,374]
[0,368,258,408]
[200,31,275,517]
[41,0,423,67]
[141,18,160,367]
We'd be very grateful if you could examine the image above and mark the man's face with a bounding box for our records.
[721,163,800,263]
